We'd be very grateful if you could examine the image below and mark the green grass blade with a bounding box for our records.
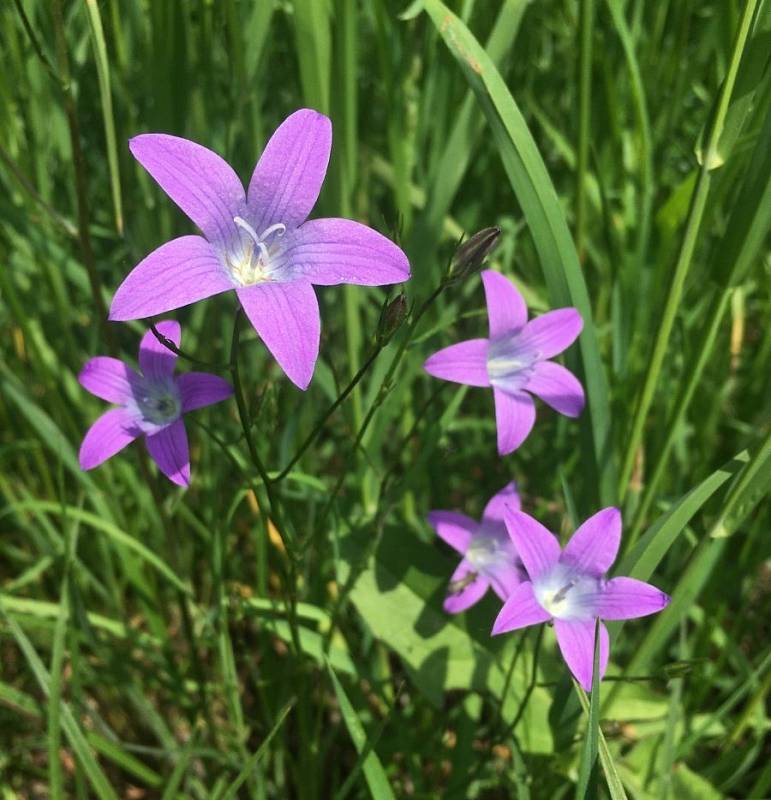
[217,699,295,800]
[575,620,601,799]
[0,604,119,800]
[327,661,396,800]
[1,500,191,595]
[575,682,628,800]
[618,0,762,499]
[84,0,123,234]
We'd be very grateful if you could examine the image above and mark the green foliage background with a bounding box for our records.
[1,0,770,797]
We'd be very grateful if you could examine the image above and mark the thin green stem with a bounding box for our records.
[274,343,384,482]
[51,0,113,352]
[150,324,228,371]
[627,289,731,544]
[575,0,594,259]
[618,0,760,501]
[228,310,302,655]
[310,279,448,543]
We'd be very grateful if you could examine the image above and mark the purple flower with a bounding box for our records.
[492,507,670,691]
[423,270,584,454]
[78,321,233,487]
[110,109,410,390]
[428,482,527,613]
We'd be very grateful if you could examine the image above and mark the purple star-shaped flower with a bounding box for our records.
[492,507,671,691]
[424,270,585,454]
[428,482,527,613]
[78,321,233,487]
[110,109,410,390]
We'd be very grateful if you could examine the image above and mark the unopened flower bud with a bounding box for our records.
[376,292,408,344]
[449,226,501,281]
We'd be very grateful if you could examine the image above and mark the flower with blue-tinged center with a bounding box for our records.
[491,507,671,691]
[78,321,233,487]
[109,109,411,390]
[423,270,584,454]
[427,482,527,613]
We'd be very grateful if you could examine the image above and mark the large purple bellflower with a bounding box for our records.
[110,110,410,389]
[492,507,670,691]
[424,270,584,454]
[79,321,233,486]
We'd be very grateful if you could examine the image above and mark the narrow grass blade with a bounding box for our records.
[575,683,628,800]
[575,619,601,799]
[327,661,396,800]
[2,500,191,595]
[84,0,123,234]
[0,605,119,800]
[216,699,295,800]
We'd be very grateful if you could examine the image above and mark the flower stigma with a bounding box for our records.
[486,336,538,393]
[229,216,287,286]
[534,562,600,621]
[136,381,181,427]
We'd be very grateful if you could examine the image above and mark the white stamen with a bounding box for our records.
[256,241,270,263]
[258,222,287,241]
[233,216,262,245]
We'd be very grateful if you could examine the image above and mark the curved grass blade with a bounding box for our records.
[575,683,628,800]
[84,0,123,234]
[1,500,191,595]
[0,604,119,800]
[422,0,614,506]
[575,619,601,800]
[327,661,396,800]
[216,699,295,800]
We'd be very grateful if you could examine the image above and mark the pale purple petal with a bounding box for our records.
[481,270,528,339]
[597,577,670,620]
[237,280,320,390]
[503,509,561,581]
[109,236,234,321]
[178,372,234,412]
[146,419,190,487]
[424,339,490,387]
[129,134,245,247]
[488,564,527,603]
[561,507,622,577]
[247,109,332,232]
[139,320,180,380]
[79,357,140,404]
[426,511,476,554]
[525,360,585,417]
[554,619,609,692]
[482,481,521,525]
[79,408,141,470]
[282,218,409,286]
[493,388,535,454]
[443,560,489,614]
[492,581,551,634]
[518,308,583,359]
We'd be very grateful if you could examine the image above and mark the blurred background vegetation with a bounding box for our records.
[1,0,770,797]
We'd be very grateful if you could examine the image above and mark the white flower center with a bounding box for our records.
[533,562,601,621]
[486,336,538,393]
[135,381,181,426]
[228,217,287,286]
[465,527,521,585]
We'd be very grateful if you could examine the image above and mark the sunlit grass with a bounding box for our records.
[1,1,770,797]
